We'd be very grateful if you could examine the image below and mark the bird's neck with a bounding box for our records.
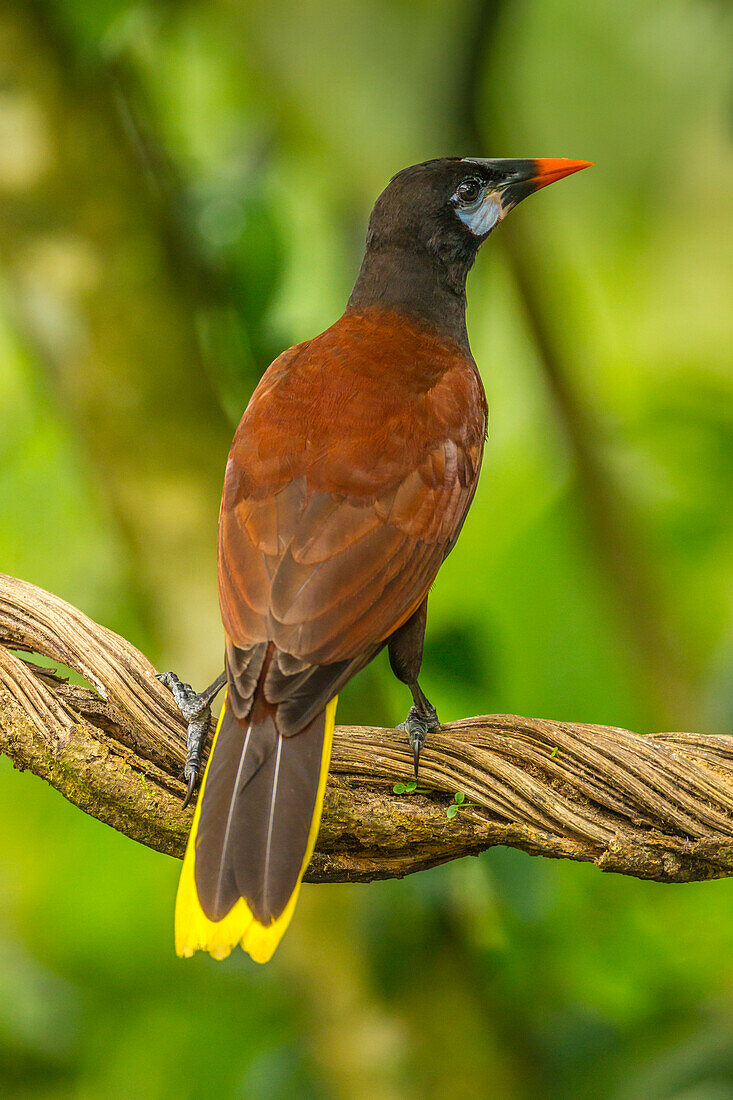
[346,245,473,352]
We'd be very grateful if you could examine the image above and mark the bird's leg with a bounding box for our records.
[157,670,227,807]
[398,681,441,778]
[387,598,440,777]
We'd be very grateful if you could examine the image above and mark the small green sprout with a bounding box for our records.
[550,746,560,759]
[446,791,475,819]
[393,780,430,796]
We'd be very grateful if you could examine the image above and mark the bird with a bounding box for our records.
[161,156,591,963]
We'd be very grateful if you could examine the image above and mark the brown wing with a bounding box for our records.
[217,309,486,733]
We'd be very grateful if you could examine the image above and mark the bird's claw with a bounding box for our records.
[410,727,425,778]
[398,704,440,778]
[158,670,216,807]
[157,671,210,722]
[181,767,198,811]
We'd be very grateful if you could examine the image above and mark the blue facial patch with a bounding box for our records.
[455,194,501,237]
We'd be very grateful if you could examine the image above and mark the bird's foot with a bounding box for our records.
[157,670,225,808]
[398,703,440,778]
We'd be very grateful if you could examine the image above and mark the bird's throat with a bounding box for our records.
[347,245,472,352]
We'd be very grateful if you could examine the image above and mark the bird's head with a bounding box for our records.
[366,156,592,265]
[350,156,592,345]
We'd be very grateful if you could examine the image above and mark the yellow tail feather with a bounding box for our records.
[175,694,338,963]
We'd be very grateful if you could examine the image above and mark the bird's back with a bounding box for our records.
[218,306,487,672]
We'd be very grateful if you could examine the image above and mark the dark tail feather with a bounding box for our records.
[175,690,337,962]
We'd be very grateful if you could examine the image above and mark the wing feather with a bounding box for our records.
[217,310,486,735]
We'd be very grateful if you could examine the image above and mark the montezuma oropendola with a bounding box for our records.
[161,156,591,962]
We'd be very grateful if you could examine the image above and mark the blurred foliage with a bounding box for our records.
[0,0,732,1096]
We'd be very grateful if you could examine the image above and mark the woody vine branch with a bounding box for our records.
[1,573,732,885]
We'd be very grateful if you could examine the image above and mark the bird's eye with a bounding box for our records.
[454,178,483,205]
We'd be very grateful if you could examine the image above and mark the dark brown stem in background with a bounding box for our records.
[501,232,694,724]
[455,0,696,727]
[0,1,232,670]
[2,574,733,886]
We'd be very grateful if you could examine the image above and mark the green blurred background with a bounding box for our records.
[1,1,732,1096]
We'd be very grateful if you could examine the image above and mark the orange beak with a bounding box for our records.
[479,156,592,209]
[530,158,594,191]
